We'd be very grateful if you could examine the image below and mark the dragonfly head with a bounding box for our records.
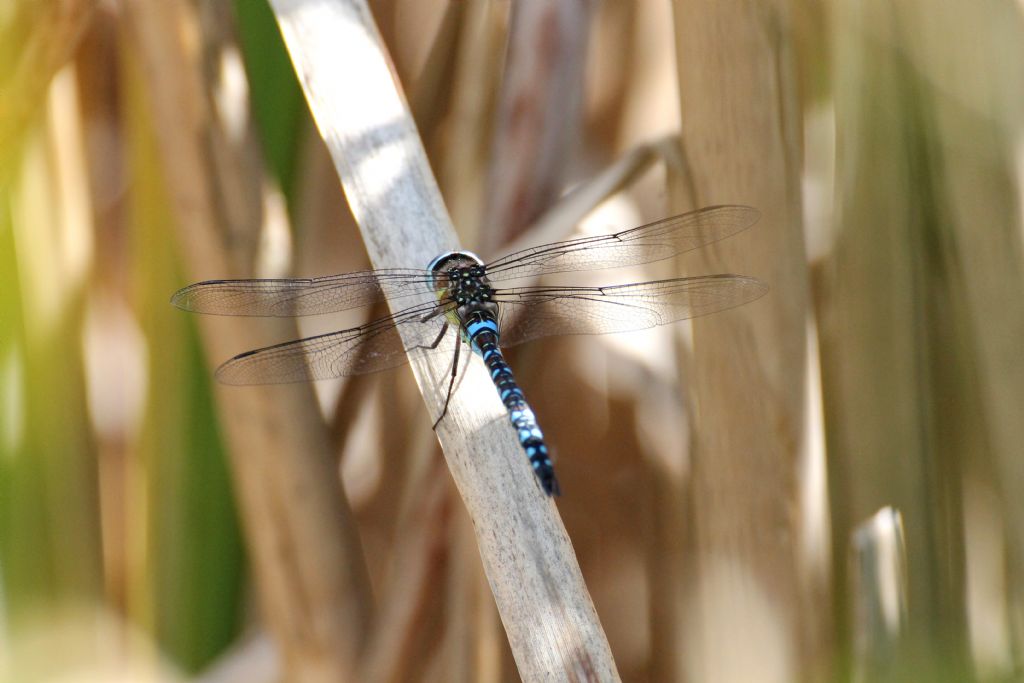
[428,250,485,291]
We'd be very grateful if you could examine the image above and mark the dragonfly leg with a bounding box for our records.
[412,320,449,352]
[433,336,462,430]
[419,304,447,323]
[403,320,458,428]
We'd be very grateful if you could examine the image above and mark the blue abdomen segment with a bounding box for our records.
[466,322,560,496]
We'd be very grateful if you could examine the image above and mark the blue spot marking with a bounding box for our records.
[526,446,537,456]
[532,461,541,469]
[466,320,498,338]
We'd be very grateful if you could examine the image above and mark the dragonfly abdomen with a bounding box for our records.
[465,319,560,496]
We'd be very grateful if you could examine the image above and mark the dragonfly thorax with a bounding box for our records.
[449,269,497,326]
[448,267,494,302]
[427,251,499,331]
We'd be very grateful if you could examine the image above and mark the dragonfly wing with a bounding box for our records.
[171,268,436,317]
[493,275,767,348]
[483,205,759,281]
[215,301,453,385]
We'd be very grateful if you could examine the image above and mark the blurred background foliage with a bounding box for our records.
[1,0,1023,682]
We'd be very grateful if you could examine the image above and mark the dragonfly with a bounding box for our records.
[172,205,766,496]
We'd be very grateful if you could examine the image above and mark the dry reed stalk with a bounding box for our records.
[437,0,508,239]
[0,0,98,184]
[121,1,372,680]
[913,1,1024,626]
[672,0,821,679]
[481,0,593,250]
[358,462,449,683]
[267,0,619,679]
[493,137,691,349]
[822,0,1020,676]
[288,122,380,453]
[7,56,104,612]
[440,507,479,682]
[407,0,464,142]
[645,455,690,683]
[849,508,907,682]
[585,1,637,154]
[828,0,958,673]
[822,13,945,654]
[436,506,507,682]
[496,136,683,260]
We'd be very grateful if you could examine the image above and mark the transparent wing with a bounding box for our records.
[171,207,757,315]
[215,300,454,385]
[483,205,759,281]
[171,268,436,317]
[492,275,767,348]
